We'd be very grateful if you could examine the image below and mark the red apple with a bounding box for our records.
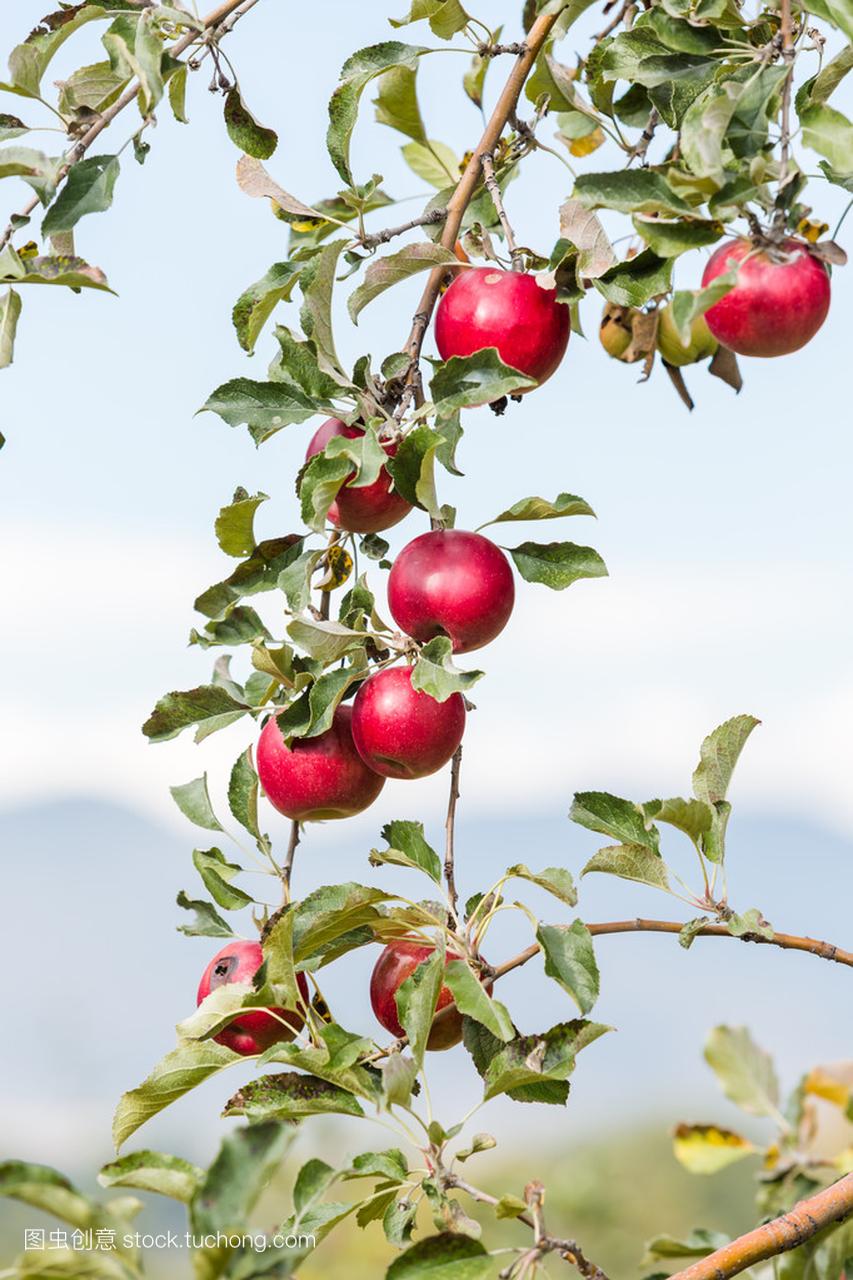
[351,666,465,780]
[701,238,830,358]
[434,267,570,392]
[370,939,492,1051]
[305,418,411,534]
[387,529,514,654]
[196,939,310,1056]
[257,704,385,821]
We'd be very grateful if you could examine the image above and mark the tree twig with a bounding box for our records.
[358,208,447,250]
[397,6,566,410]
[0,0,264,252]
[446,1173,609,1280]
[594,0,633,42]
[775,0,796,227]
[667,1174,853,1280]
[481,151,522,268]
[444,747,463,926]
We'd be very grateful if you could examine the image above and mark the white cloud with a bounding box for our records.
[2,522,852,836]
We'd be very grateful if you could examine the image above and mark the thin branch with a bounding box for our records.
[481,151,522,268]
[446,1173,609,1280]
[444,746,463,926]
[492,917,853,982]
[281,820,300,903]
[358,208,447,250]
[594,0,633,42]
[397,6,566,406]
[628,107,659,165]
[476,41,529,57]
[775,0,796,226]
[667,1174,853,1280]
[0,0,262,252]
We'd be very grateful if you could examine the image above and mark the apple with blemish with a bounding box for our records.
[196,939,309,1056]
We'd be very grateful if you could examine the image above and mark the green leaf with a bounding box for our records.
[727,908,774,940]
[0,286,21,369]
[142,685,249,743]
[349,242,458,322]
[349,1149,409,1181]
[299,238,351,383]
[385,1195,419,1247]
[197,535,304,620]
[299,453,353,531]
[431,349,536,410]
[800,103,853,171]
[191,1122,293,1241]
[228,748,262,842]
[679,916,710,950]
[643,1229,730,1264]
[574,170,693,216]
[169,774,223,833]
[479,492,595,529]
[232,264,301,354]
[287,617,371,663]
[214,488,268,557]
[444,960,514,1042]
[103,12,164,114]
[381,1053,420,1107]
[0,1162,95,1228]
[0,146,62,204]
[537,921,599,1014]
[506,864,577,905]
[582,843,671,891]
[402,139,460,188]
[594,249,673,307]
[411,636,484,702]
[98,1152,202,1204]
[168,63,188,123]
[370,820,442,882]
[390,0,471,38]
[704,1025,781,1119]
[668,273,737,344]
[479,1019,609,1102]
[192,847,253,912]
[463,31,499,109]
[571,791,659,849]
[223,85,277,159]
[293,882,394,965]
[495,1193,528,1219]
[328,42,429,186]
[800,45,853,108]
[0,244,112,292]
[200,377,317,441]
[176,890,233,938]
[508,541,607,591]
[650,796,714,844]
[632,216,723,258]
[386,423,445,516]
[7,4,109,97]
[681,81,743,186]
[396,944,445,1067]
[223,1072,365,1121]
[293,1157,336,1213]
[58,60,128,116]
[692,715,760,805]
[113,1040,242,1149]
[271,325,345,402]
[0,114,27,143]
[41,155,120,237]
[386,1233,493,1279]
[374,64,427,142]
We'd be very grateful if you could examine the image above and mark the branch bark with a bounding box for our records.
[0,0,262,252]
[281,820,300,903]
[668,1174,853,1280]
[491,917,853,982]
[398,6,565,400]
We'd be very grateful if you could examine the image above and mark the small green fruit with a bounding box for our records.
[599,306,635,362]
[657,305,718,367]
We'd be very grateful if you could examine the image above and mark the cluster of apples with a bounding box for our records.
[196,266,575,1056]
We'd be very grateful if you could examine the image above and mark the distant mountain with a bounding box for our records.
[1,795,849,1181]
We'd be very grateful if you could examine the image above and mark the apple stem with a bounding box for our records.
[444,746,463,927]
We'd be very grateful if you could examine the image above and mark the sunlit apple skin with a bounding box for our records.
[701,238,830,358]
[387,530,514,655]
[370,940,492,1051]
[305,418,411,534]
[196,939,310,1056]
[435,268,570,392]
[656,305,718,367]
[351,666,465,781]
[257,704,385,821]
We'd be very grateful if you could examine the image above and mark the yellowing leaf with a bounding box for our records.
[673,1123,756,1175]
[804,1068,852,1109]
[797,217,830,243]
[316,544,354,591]
[569,127,605,157]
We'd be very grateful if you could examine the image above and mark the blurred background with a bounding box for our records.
[1,0,851,1274]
